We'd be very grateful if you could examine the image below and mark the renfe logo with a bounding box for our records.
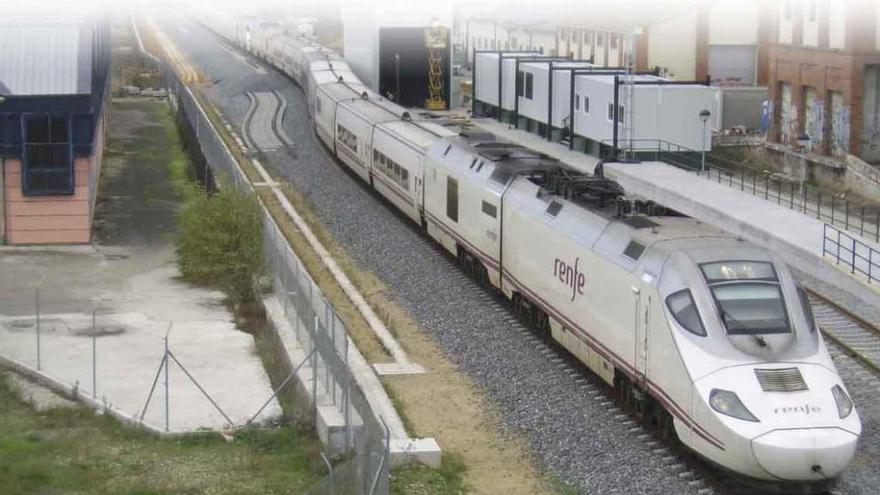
[554,257,586,301]
[774,404,822,415]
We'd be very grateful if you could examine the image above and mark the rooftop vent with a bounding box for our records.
[458,129,496,141]
[754,367,808,392]
[622,240,645,260]
[620,216,659,229]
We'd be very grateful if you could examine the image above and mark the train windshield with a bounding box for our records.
[701,261,791,335]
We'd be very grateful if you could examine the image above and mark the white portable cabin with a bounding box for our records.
[516,61,594,129]
[572,75,716,151]
[473,51,540,112]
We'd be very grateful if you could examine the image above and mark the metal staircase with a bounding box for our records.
[424,25,446,110]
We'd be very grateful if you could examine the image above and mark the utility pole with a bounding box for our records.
[394,54,401,103]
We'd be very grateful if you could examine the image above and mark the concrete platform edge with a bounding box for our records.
[606,164,880,312]
[262,296,442,467]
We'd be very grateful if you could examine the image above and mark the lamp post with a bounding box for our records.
[393,54,401,103]
[796,133,810,200]
[699,109,711,173]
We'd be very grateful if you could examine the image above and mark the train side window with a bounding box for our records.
[446,177,459,222]
[797,287,816,333]
[525,73,534,99]
[481,200,497,218]
[546,200,562,217]
[666,290,707,337]
[316,96,322,115]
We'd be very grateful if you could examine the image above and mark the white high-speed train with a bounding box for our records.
[196,11,861,487]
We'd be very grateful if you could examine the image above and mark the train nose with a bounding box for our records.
[751,428,858,480]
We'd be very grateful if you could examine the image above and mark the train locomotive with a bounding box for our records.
[195,10,861,486]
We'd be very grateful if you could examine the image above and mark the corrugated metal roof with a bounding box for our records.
[0,22,90,96]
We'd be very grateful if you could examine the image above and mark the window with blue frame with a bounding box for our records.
[23,114,73,195]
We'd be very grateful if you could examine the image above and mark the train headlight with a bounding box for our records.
[831,385,853,419]
[709,389,759,422]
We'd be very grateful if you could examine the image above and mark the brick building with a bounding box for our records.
[0,12,110,244]
[767,0,880,163]
[636,0,776,87]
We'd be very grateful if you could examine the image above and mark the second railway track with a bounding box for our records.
[807,290,880,375]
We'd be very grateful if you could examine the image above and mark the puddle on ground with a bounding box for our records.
[69,325,127,337]
[2,319,125,337]
[3,319,69,333]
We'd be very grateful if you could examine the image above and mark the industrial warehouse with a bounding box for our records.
[1,1,880,495]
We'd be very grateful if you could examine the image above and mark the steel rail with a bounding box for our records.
[806,288,880,375]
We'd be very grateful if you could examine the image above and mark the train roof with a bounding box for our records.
[342,97,404,124]
[379,119,455,150]
[440,132,720,236]
[449,131,566,183]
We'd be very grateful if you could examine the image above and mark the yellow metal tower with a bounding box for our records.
[424,24,447,110]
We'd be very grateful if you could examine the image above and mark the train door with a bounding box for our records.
[415,157,424,214]
[632,274,652,387]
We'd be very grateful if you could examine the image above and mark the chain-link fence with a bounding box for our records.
[0,288,275,432]
[160,54,390,493]
[264,213,390,495]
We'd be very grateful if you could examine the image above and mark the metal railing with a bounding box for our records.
[162,58,389,494]
[823,224,880,285]
[601,139,880,244]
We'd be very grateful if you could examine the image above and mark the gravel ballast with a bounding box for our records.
[159,17,878,494]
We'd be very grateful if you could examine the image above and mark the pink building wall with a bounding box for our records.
[2,115,104,245]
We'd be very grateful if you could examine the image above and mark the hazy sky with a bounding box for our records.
[4,0,702,28]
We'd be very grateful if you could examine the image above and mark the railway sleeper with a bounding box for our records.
[455,245,491,288]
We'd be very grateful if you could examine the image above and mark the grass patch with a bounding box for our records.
[0,374,323,495]
[390,453,468,495]
[258,187,392,363]
[276,183,423,348]
[175,183,264,305]
[380,378,418,437]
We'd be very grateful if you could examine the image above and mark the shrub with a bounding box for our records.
[175,184,263,304]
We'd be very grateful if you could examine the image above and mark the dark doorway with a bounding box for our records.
[378,26,450,109]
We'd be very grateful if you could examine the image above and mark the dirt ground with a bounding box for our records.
[262,186,551,494]
[256,137,553,495]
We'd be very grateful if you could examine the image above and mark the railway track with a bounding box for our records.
[807,290,880,375]
[169,23,880,492]
[238,81,875,495]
